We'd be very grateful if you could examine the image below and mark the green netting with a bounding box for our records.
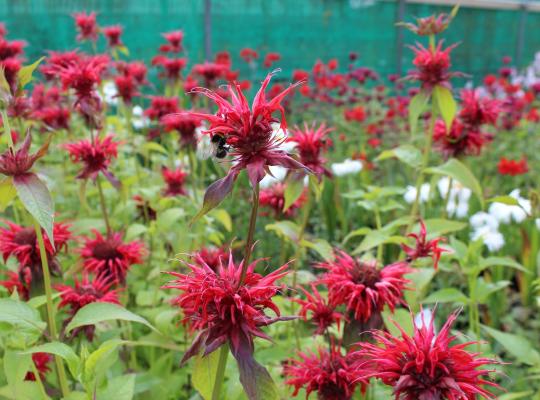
[1,0,539,82]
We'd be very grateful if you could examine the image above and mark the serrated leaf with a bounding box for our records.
[483,325,540,366]
[408,90,430,135]
[192,347,223,400]
[423,288,469,304]
[425,159,483,207]
[377,145,422,169]
[433,85,456,130]
[17,57,44,89]
[23,342,80,378]
[0,299,46,347]
[66,302,157,334]
[0,177,16,211]
[191,173,236,224]
[13,173,54,245]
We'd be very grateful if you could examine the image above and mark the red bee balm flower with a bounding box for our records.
[160,112,202,148]
[353,310,501,400]
[407,41,460,90]
[25,353,52,381]
[259,182,306,219]
[497,157,528,176]
[193,246,228,271]
[433,119,492,159]
[0,132,49,177]
[401,220,447,270]
[73,12,99,42]
[102,25,123,48]
[163,252,291,380]
[162,167,188,197]
[293,284,344,335]
[284,343,366,400]
[318,251,410,322]
[64,134,120,187]
[160,30,183,53]
[0,270,30,300]
[0,221,71,289]
[289,122,333,177]
[80,230,145,284]
[459,89,500,127]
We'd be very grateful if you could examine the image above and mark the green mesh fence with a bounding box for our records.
[1,0,540,83]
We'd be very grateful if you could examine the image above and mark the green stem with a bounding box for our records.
[1,108,14,150]
[407,101,436,231]
[238,182,260,287]
[374,207,383,263]
[96,175,112,236]
[211,345,229,400]
[33,219,70,397]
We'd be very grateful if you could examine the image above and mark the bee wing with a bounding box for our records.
[196,135,215,160]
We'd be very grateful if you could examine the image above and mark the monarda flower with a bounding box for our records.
[25,353,52,382]
[160,113,202,149]
[259,182,306,219]
[353,310,501,400]
[55,273,120,340]
[0,270,30,300]
[400,12,454,36]
[240,48,258,63]
[152,55,187,82]
[114,74,139,104]
[498,157,528,176]
[318,250,410,322]
[289,122,333,177]
[184,72,308,216]
[459,89,500,127]
[163,251,291,396]
[293,284,344,335]
[284,343,365,400]
[192,62,229,86]
[64,134,120,187]
[407,41,460,90]
[401,220,446,270]
[162,166,188,197]
[0,221,71,290]
[433,119,492,159]
[144,96,179,121]
[102,25,123,48]
[79,230,145,285]
[73,12,99,42]
[263,52,281,68]
[160,30,183,53]
[40,50,81,80]
[344,106,366,123]
[193,246,228,271]
[0,39,26,61]
[0,132,49,178]
[116,61,148,85]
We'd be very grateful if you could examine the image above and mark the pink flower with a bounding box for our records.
[288,122,333,177]
[162,167,188,197]
[263,52,281,68]
[293,284,344,335]
[160,30,183,53]
[25,353,52,381]
[0,132,49,177]
[73,12,99,42]
[102,25,123,48]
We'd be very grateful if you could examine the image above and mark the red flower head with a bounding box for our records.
[292,69,310,82]
[80,230,145,285]
[263,52,281,68]
[64,134,120,186]
[318,250,410,322]
[259,182,306,219]
[25,353,52,382]
[0,270,30,300]
[401,12,453,36]
[0,39,26,61]
[215,51,232,67]
[353,310,501,400]
[162,166,188,197]
[102,25,123,48]
[114,74,139,104]
[401,220,446,270]
[73,12,99,42]
[31,84,71,130]
[0,57,21,97]
[433,119,492,159]
[0,24,6,39]
[184,72,308,196]
[40,50,81,80]
[284,343,366,400]
[344,106,366,123]
[163,251,290,364]
[407,41,460,90]
[240,48,259,63]
[192,62,229,85]
[160,30,184,53]
[144,96,179,121]
[160,112,202,148]
[193,246,228,271]
[498,157,528,176]
[459,89,500,127]
[0,132,49,177]
[289,122,333,177]
[0,221,72,288]
[152,55,187,81]
[293,284,344,335]
[116,61,148,85]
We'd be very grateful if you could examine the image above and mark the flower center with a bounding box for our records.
[92,241,121,260]
[351,261,380,288]
[14,228,37,246]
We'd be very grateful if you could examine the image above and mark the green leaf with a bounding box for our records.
[0,298,46,348]
[17,57,44,89]
[479,257,528,273]
[419,218,468,236]
[192,347,223,400]
[209,208,232,232]
[3,351,34,400]
[433,85,456,130]
[13,173,55,244]
[66,302,157,334]
[423,288,469,304]
[98,373,135,400]
[0,177,17,211]
[408,90,430,135]
[139,142,168,156]
[265,221,300,243]
[382,308,414,338]
[377,145,422,169]
[301,238,334,260]
[488,195,520,206]
[483,325,540,366]
[352,230,405,254]
[125,223,148,241]
[283,176,305,211]
[156,207,185,231]
[425,159,483,206]
[23,342,80,378]
[498,392,535,400]
[84,339,125,385]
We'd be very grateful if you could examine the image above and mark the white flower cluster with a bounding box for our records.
[330,159,363,177]
[469,189,531,252]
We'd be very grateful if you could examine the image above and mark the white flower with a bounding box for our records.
[260,166,288,188]
[536,218,540,230]
[414,309,434,330]
[404,184,430,204]
[102,81,118,105]
[471,226,505,252]
[489,189,530,224]
[470,212,499,231]
[131,106,149,129]
[437,178,471,218]
[331,159,363,177]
